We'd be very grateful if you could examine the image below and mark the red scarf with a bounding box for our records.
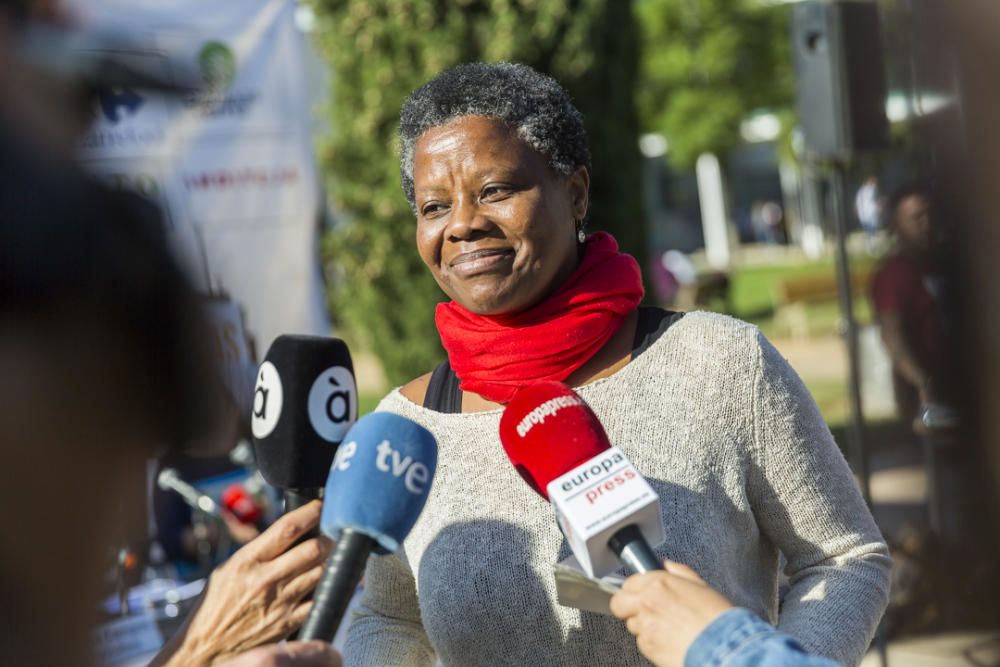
[435,232,644,404]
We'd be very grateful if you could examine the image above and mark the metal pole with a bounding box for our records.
[829,162,872,507]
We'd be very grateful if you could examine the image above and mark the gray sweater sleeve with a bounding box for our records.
[749,329,891,667]
[341,551,436,667]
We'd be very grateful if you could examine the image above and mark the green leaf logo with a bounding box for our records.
[198,41,236,91]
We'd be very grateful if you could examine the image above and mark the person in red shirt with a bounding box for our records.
[871,184,951,425]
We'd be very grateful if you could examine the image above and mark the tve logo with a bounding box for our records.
[251,362,283,439]
[307,366,356,443]
[332,437,430,495]
[321,412,437,553]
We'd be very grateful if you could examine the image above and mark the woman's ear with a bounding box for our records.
[567,166,590,222]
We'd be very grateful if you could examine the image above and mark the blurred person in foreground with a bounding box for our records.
[610,561,838,667]
[0,3,338,665]
[343,62,889,667]
[871,184,954,427]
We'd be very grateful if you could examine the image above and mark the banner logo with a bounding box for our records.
[251,361,283,439]
[185,40,257,116]
[198,41,237,92]
[307,366,357,443]
[98,88,144,124]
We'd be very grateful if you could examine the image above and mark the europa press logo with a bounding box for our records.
[198,41,237,92]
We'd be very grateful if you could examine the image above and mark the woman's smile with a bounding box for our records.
[448,247,516,277]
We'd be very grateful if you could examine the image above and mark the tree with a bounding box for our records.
[311,0,644,385]
[636,0,794,168]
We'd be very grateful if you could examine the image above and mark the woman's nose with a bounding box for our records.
[446,198,493,241]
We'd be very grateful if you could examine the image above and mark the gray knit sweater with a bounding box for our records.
[343,312,891,667]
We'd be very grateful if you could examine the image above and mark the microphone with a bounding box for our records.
[499,382,665,577]
[157,468,218,515]
[250,335,358,513]
[222,483,264,526]
[298,412,437,642]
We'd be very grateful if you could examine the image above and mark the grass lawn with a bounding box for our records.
[719,256,877,338]
[709,254,882,432]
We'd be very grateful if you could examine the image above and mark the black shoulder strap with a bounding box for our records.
[423,359,463,413]
[631,306,685,359]
[423,306,684,413]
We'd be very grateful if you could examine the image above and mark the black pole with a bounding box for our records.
[284,487,321,513]
[284,488,322,547]
[607,524,663,574]
[829,162,872,507]
[298,529,375,642]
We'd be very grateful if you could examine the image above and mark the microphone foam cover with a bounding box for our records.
[320,412,437,554]
[499,381,610,500]
[251,335,357,491]
[222,484,263,524]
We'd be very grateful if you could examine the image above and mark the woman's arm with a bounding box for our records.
[749,331,891,667]
[341,550,436,667]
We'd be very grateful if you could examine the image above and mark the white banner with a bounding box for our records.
[69,0,329,354]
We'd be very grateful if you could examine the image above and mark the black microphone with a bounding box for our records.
[250,335,358,517]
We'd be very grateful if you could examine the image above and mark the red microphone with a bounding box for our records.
[499,381,665,576]
[222,483,264,525]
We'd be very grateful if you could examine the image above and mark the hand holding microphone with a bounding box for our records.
[499,381,665,576]
[299,412,437,642]
[609,561,734,667]
[150,501,332,667]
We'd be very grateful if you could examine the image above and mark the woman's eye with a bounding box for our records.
[421,202,447,217]
[482,184,512,200]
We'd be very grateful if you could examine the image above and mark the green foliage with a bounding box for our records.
[311,0,644,385]
[636,0,794,168]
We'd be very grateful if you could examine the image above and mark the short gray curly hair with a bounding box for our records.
[399,62,591,211]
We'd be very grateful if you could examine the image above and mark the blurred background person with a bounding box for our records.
[856,175,882,253]
[871,184,953,427]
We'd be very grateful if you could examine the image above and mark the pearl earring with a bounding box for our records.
[577,228,586,243]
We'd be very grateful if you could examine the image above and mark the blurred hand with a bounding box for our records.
[609,560,734,667]
[214,641,341,667]
[152,500,332,667]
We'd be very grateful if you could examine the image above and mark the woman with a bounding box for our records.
[343,62,890,667]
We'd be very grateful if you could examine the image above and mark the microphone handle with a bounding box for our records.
[607,524,663,574]
[298,528,375,642]
[283,487,325,642]
[284,488,322,513]
[284,488,322,546]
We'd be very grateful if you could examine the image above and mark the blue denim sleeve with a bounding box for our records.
[684,609,842,667]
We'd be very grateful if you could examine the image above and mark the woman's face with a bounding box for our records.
[412,115,589,316]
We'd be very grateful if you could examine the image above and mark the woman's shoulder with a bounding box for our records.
[655,310,762,356]
[399,372,433,406]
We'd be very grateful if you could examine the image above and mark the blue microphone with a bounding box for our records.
[298,412,437,641]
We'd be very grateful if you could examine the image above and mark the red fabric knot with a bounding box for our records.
[435,232,644,404]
